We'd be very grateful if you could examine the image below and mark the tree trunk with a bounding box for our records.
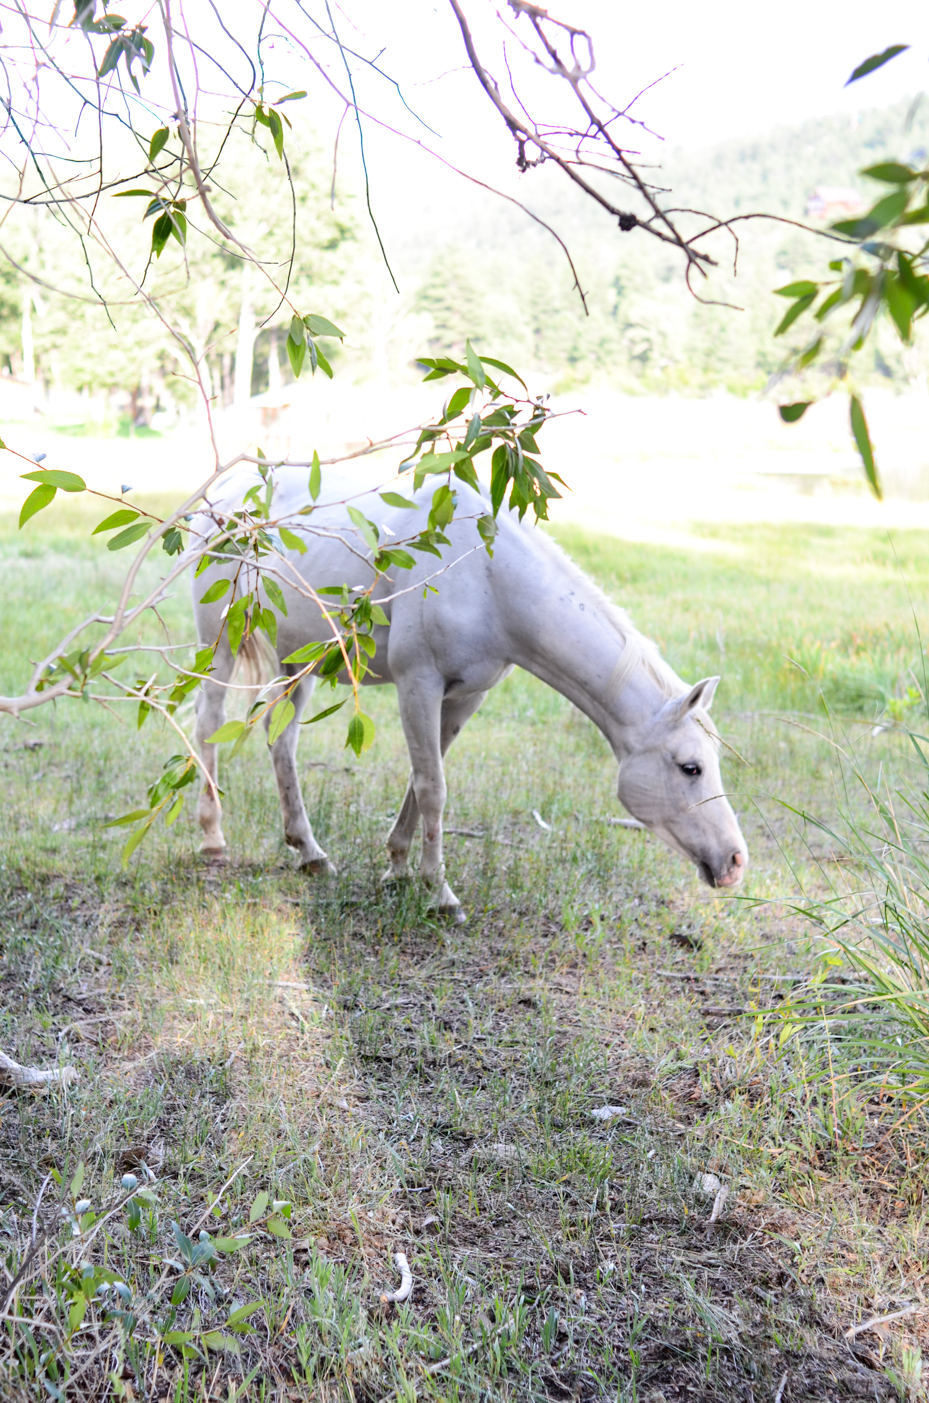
[21,291,34,383]
[267,327,281,395]
[234,267,257,407]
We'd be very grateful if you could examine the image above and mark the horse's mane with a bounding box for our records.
[529,527,687,702]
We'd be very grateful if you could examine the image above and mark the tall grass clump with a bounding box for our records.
[782,719,929,1096]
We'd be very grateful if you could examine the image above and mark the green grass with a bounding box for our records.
[1,502,927,1400]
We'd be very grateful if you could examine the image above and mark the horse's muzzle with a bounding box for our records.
[699,849,747,889]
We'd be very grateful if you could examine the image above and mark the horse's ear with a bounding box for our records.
[677,676,719,718]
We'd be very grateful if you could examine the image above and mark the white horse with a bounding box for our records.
[189,470,747,915]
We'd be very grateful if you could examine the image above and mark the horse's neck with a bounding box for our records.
[499,539,667,752]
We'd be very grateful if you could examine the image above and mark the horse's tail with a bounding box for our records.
[234,630,279,691]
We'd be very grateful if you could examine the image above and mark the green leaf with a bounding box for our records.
[226,596,250,656]
[774,293,816,336]
[69,1294,88,1332]
[309,450,321,501]
[213,1235,252,1253]
[249,1191,270,1224]
[107,521,151,551]
[850,396,881,500]
[278,525,307,553]
[477,512,496,555]
[862,189,911,229]
[282,640,326,666]
[861,162,918,185]
[121,817,154,867]
[897,252,929,303]
[774,281,818,299]
[202,1331,239,1352]
[199,578,231,605]
[227,1301,264,1329]
[19,483,56,528]
[442,386,472,421]
[778,402,811,423]
[370,603,389,627]
[345,710,375,756]
[313,343,334,379]
[70,1162,85,1198]
[103,809,152,827]
[380,492,417,509]
[319,643,346,675]
[92,508,140,536]
[207,720,247,744]
[149,127,169,161]
[286,327,307,378]
[301,699,347,725]
[465,339,486,389]
[900,204,929,226]
[885,273,917,342]
[378,548,415,571]
[453,457,480,492]
[413,450,469,490]
[846,45,908,85]
[832,189,911,240]
[263,578,288,616]
[164,793,184,827]
[277,90,307,103]
[151,212,173,258]
[267,697,295,745]
[814,288,844,322]
[266,1216,292,1239]
[347,505,379,552]
[267,107,284,159]
[478,355,528,392]
[304,314,344,340]
[21,468,86,492]
[161,1330,195,1346]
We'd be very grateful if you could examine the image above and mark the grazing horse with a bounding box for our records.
[189,470,748,915]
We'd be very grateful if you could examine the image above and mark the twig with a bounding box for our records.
[191,1155,254,1234]
[844,1303,918,1338]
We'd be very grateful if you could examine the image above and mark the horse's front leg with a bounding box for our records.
[385,687,488,882]
[393,676,460,913]
[266,671,335,874]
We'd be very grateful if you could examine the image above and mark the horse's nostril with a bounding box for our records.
[732,851,744,868]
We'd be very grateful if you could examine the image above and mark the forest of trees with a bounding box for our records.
[2,93,927,428]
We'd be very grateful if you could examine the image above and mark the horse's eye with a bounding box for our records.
[680,762,701,778]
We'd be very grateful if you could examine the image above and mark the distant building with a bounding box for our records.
[806,187,864,221]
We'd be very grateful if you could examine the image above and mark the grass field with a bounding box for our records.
[1,500,928,1401]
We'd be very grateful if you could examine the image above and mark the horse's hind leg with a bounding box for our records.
[266,670,335,874]
[195,645,235,856]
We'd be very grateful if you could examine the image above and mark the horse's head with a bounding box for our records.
[616,677,748,888]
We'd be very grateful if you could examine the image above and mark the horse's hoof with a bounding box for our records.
[380,866,412,887]
[440,905,467,926]
[300,855,337,876]
[201,847,228,867]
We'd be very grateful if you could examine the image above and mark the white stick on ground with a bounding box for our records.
[708,1185,729,1223]
[0,1049,79,1090]
[844,1303,918,1338]
[380,1252,413,1305]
